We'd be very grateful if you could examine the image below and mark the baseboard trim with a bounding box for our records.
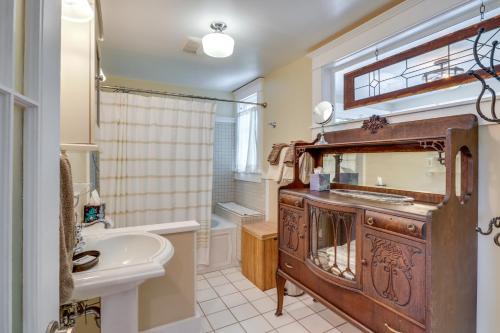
[140,313,201,333]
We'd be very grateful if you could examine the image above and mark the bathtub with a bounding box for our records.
[197,214,238,274]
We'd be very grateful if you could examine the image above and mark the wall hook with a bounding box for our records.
[476,216,500,246]
[468,27,500,123]
[268,121,277,128]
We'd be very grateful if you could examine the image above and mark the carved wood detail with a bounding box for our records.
[283,209,300,252]
[365,233,421,307]
[361,115,389,134]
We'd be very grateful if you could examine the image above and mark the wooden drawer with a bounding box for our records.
[365,211,426,239]
[279,193,304,208]
[279,250,302,280]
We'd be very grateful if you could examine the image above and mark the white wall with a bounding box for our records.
[309,0,500,330]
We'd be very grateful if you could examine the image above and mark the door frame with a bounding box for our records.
[0,0,61,332]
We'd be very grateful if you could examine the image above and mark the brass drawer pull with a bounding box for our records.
[384,323,402,333]
[284,263,294,269]
[366,217,375,226]
[407,224,417,232]
[361,259,368,266]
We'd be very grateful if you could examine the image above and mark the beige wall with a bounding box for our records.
[262,56,312,222]
[105,75,234,118]
[139,232,196,331]
[477,124,500,333]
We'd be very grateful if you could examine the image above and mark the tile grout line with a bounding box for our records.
[198,268,351,333]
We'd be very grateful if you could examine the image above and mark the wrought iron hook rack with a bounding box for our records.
[468,27,500,123]
[477,217,500,246]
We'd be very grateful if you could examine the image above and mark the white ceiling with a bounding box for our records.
[100,0,399,92]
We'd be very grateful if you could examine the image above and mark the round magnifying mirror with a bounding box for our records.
[313,101,334,144]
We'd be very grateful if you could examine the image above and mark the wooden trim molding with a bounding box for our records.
[344,14,500,110]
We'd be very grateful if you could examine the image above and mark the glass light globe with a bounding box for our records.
[202,32,235,58]
[62,0,94,23]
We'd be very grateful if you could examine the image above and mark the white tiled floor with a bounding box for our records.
[197,267,363,333]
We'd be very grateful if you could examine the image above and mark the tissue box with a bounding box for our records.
[84,204,105,223]
[310,174,331,191]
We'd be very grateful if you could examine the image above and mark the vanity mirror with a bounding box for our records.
[322,151,448,194]
[313,101,333,145]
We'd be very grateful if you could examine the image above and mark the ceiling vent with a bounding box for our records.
[182,37,202,55]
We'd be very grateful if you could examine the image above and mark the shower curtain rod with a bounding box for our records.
[100,84,268,108]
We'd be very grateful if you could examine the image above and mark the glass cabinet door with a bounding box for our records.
[308,203,360,285]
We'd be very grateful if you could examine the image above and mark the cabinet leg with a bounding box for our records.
[275,273,286,316]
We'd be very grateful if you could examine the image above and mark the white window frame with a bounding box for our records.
[233,78,264,183]
[0,0,61,332]
[308,0,500,133]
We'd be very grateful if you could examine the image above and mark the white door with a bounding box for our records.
[0,0,62,332]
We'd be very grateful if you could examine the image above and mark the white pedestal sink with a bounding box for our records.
[72,230,174,333]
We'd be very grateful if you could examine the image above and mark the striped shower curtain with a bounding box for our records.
[98,91,216,265]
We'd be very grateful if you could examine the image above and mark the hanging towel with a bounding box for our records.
[299,152,314,184]
[266,146,289,182]
[59,153,75,304]
[267,143,288,165]
[279,152,315,184]
[283,147,295,167]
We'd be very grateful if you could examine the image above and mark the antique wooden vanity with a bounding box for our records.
[275,115,478,333]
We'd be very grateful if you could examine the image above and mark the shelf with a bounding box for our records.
[60,143,99,152]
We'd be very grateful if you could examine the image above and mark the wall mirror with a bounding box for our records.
[321,151,459,195]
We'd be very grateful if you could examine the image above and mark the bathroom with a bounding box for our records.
[4,0,500,333]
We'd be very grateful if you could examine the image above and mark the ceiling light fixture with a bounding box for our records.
[202,22,235,58]
[422,58,464,83]
[62,0,94,23]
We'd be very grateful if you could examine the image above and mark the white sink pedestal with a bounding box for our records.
[72,230,175,333]
[101,288,138,333]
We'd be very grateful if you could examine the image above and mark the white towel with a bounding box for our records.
[266,149,314,185]
[266,147,289,182]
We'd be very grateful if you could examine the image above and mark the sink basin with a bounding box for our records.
[330,189,414,204]
[72,231,174,300]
